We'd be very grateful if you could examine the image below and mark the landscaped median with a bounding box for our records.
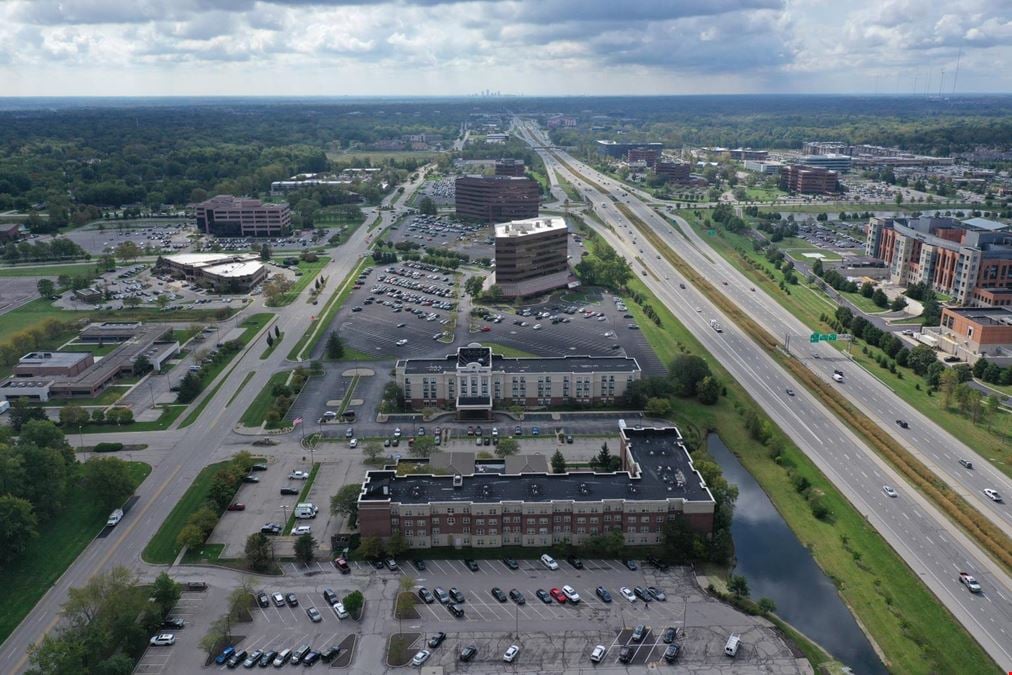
[240,368,310,430]
[616,199,1012,576]
[288,256,369,361]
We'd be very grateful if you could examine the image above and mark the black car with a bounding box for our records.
[896,419,909,429]
[449,587,464,603]
[320,647,341,663]
[464,559,480,571]
[302,651,320,666]
[632,624,647,642]
[566,555,584,569]
[280,487,299,495]
[491,587,507,602]
[260,522,282,535]
[633,586,649,601]
[226,650,247,668]
[623,559,638,571]
[595,586,612,603]
[459,645,477,661]
[259,651,277,667]
[370,559,385,569]
[256,591,270,608]
[412,559,427,571]
[447,603,464,617]
[663,644,681,663]
[646,556,670,571]
[285,592,298,607]
[241,475,259,483]
[662,627,677,643]
[250,463,268,471]
[535,589,551,603]
[162,616,185,629]
[323,588,338,606]
[508,589,526,605]
[418,588,434,604]
[502,558,519,570]
[618,646,634,663]
[428,632,446,648]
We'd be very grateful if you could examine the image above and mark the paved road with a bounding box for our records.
[0,169,433,674]
[514,121,1012,668]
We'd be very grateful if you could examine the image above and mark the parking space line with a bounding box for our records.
[522,602,550,620]
[421,603,444,621]
[429,560,450,574]
[464,600,492,621]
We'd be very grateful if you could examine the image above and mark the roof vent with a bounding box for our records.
[452,474,463,488]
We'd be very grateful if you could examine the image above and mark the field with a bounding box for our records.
[0,262,99,278]
[272,257,330,306]
[0,461,151,644]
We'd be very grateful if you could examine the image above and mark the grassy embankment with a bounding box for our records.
[142,460,232,564]
[0,461,151,643]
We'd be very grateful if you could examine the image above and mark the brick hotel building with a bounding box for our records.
[357,421,716,549]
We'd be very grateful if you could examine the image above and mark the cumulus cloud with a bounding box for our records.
[0,0,1009,94]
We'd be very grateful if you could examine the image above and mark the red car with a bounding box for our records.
[549,587,567,604]
[334,557,351,574]
[480,326,491,332]
[227,503,245,511]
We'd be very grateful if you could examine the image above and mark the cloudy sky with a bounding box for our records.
[0,0,1009,96]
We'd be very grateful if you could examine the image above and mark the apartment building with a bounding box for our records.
[779,164,840,194]
[454,175,540,223]
[396,344,641,416]
[865,216,1012,305]
[194,195,291,237]
[493,217,572,298]
[357,421,716,549]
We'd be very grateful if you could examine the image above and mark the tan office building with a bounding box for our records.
[493,217,572,298]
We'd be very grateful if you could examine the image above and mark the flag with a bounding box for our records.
[293,417,303,426]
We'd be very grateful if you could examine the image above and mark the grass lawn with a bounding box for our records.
[0,262,97,277]
[289,257,368,361]
[480,342,537,358]
[47,385,129,407]
[744,185,787,202]
[172,326,202,345]
[0,298,74,344]
[81,404,186,434]
[272,257,330,306]
[839,289,889,314]
[0,461,151,644]
[840,342,1012,478]
[142,460,232,564]
[241,371,290,427]
[619,273,997,674]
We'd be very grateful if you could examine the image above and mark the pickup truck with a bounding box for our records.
[959,572,982,593]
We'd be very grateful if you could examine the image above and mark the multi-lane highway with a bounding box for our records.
[515,121,1012,667]
[0,170,430,674]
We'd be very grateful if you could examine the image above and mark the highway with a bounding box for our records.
[0,170,430,674]
[515,121,1012,668]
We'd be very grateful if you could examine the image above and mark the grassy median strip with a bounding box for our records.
[142,460,232,564]
[289,256,368,361]
[0,462,151,643]
[273,256,330,306]
[241,371,291,427]
[227,371,256,407]
[283,463,320,534]
[260,331,284,360]
[618,199,1012,575]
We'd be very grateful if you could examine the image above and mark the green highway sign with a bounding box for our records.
[809,332,839,343]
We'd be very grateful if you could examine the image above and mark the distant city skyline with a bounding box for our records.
[0,0,1009,96]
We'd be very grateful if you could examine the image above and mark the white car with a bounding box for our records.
[562,585,581,603]
[149,634,175,646]
[540,553,558,570]
[882,485,898,498]
[292,525,312,536]
[288,470,309,480]
[503,645,520,662]
[332,602,349,619]
[590,645,606,663]
[349,438,358,448]
[396,338,408,346]
[394,427,402,437]
[619,586,637,603]
[411,649,431,666]
[983,488,1004,503]
[959,572,982,593]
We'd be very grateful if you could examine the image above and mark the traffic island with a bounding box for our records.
[385,633,421,667]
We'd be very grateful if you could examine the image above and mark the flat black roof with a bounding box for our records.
[360,423,713,506]
[401,353,641,375]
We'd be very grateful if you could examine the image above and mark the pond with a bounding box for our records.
[708,434,886,674]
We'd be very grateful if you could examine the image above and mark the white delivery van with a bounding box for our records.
[724,633,741,657]
[0,400,10,415]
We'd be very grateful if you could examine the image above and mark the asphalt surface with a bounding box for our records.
[514,120,1012,669]
[0,170,433,674]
